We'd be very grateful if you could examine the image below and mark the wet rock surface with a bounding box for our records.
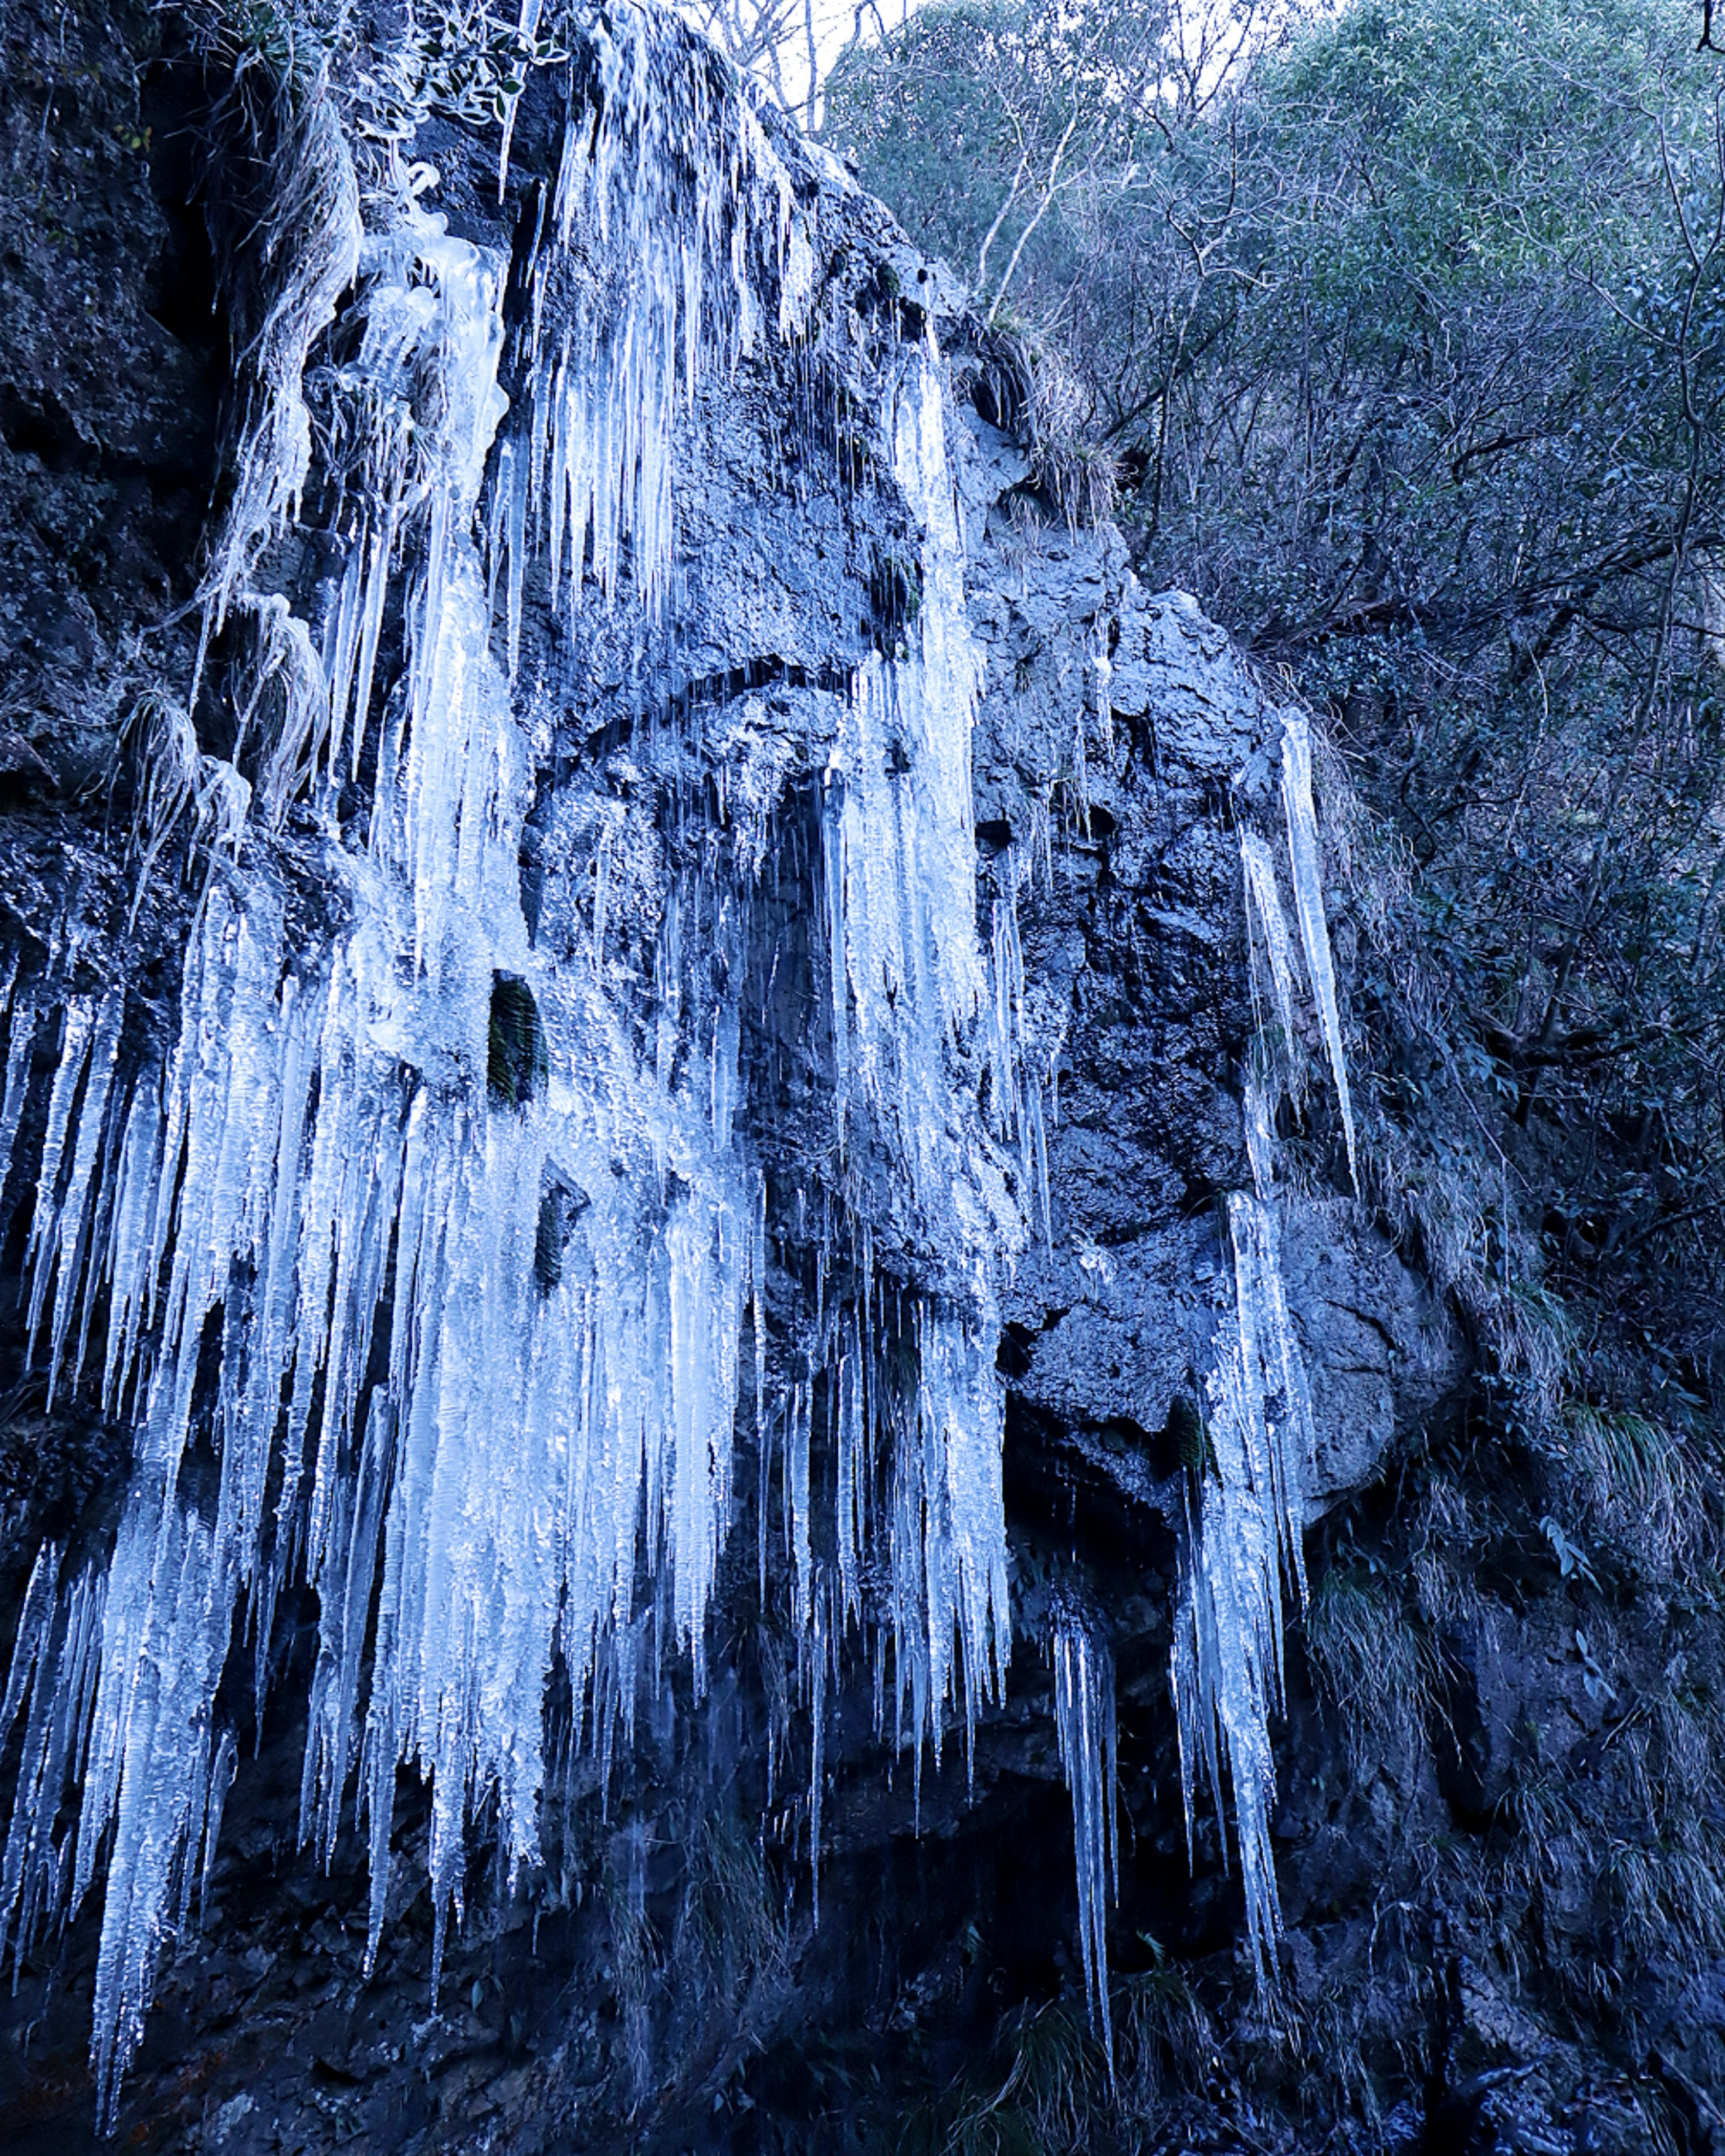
[0,10,1718,2156]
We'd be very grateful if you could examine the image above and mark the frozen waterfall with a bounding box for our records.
[0,2,1369,2112]
[0,11,1013,2120]
[1167,708,1352,1984]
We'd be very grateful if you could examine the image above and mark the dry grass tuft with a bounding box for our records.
[1305,1568,1439,1777]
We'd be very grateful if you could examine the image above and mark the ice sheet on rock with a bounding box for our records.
[1241,830,1302,1077]
[1172,1193,1312,1985]
[1051,1606,1117,2080]
[821,353,999,1244]
[1242,1051,1278,1203]
[1279,711,1357,1188]
[1228,1192,1312,1598]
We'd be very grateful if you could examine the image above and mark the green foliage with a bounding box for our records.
[677,1811,786,2000]
[372,0,574,131]
[837,0,1725,1387]
[187,0,580,146]
[488,973,548,1107]
[1606,1809,1725,1975]
[184,0,344,95]
[826,0,1171,329]
[1560,1402,1692,1575]
[921,1999,1108,2156]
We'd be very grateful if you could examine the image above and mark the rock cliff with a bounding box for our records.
[0,8,1716,2156]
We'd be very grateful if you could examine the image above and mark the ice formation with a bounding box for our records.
[1051,1605,1117,2078]
[0,2,1366,2102]
[1172,1191,1314,1982]
[1279,710,1358,1188]
[1168,711,1351,1983]
[818,351,1016,1773]
[0,9,1013,2120]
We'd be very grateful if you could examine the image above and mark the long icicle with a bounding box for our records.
[1279,710,1358,1189]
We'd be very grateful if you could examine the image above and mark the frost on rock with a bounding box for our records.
[0,4,1021,2120]
[195,79,363,683]
[1051,1605,1117,2080]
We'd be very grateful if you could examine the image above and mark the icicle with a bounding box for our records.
[0,1541,68,1958]
[834,1338,862,1626]
[0,11,1035,2112]
[245,596,335,827]
[888,1308,1011,1774]
[817,346,1018,1772]
[789,1379,813,1630]
[809,1582,828,1923]
[82,1490,229,2131]
[503,5,809,623]
[1243,1051,1278,1202]
[1183,721,1356,1961]
[1051,1606,1116,2081]
[1279,712,1357,1188]
[821,353,994,1228]
[1172,1193,1312,1986]
[22,998,98,1328]
[1241,829,1302,1065]
[0,147,762,2104]
[0,984,39,1203]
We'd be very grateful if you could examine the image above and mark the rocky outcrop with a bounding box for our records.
[4,10,1711,2156]
[953,452,1461,1524]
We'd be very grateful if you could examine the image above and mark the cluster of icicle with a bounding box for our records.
[1045,708,1350,2043]
[0,5,1012,2125]
[1168,706,1353,1984]
[1051,1604,1117,2082]
[818,352,1016,1766]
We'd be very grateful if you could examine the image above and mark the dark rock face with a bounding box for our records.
[954,490,1461,1525]
[0,0,219,808]
[0,11,1718,2156]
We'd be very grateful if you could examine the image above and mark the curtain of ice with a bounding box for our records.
[0,25,788,2112]
[0,4,1017,2118]
[485,4,812,643]
[1171,1188,1313,1984]
[818,350,1017,1787]
[1170,710,1348,1985]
